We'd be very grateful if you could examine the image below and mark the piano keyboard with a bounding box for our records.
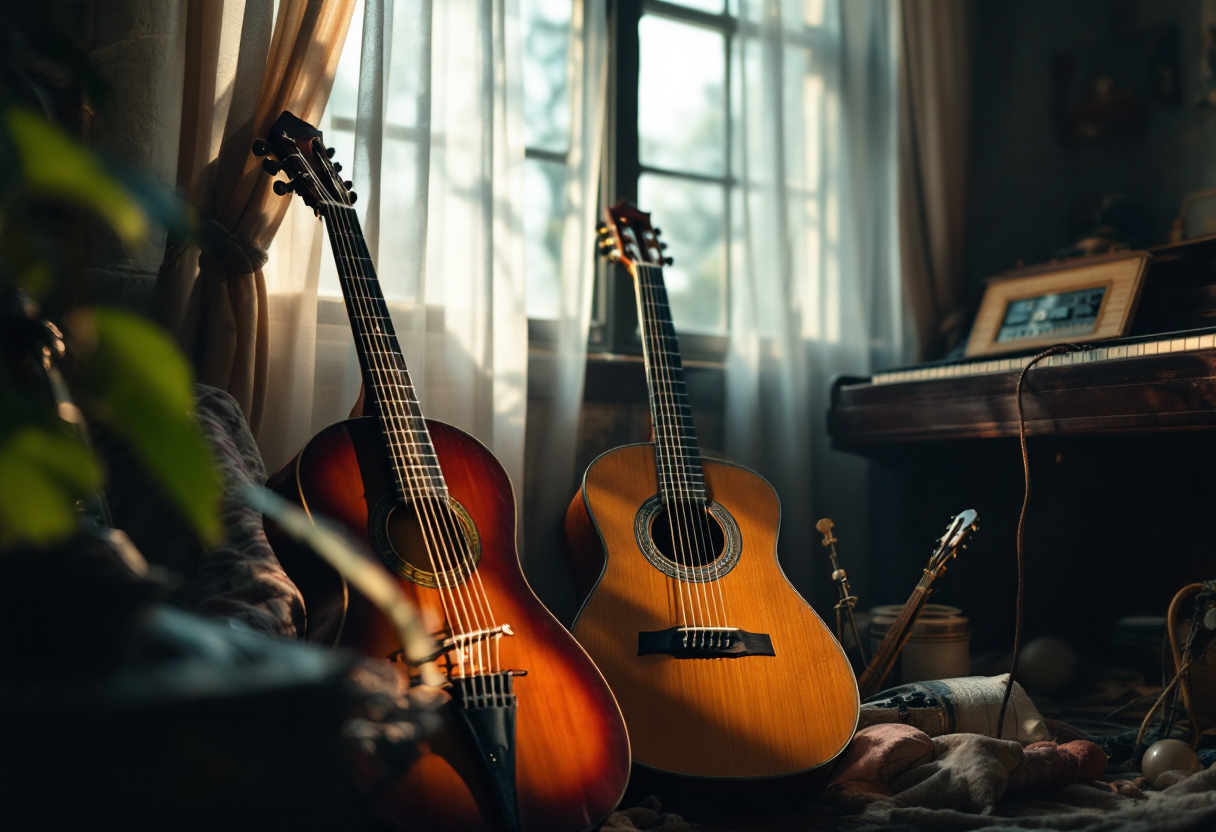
[871,330,1216,386]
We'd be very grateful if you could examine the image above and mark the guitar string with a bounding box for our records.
[332,198,497,684]
[643,263,728,642]
[326,150,509,697]
[637,263,703,636]
[637,262,706,637]
[311,149,494,683]
[633,261,692,633]
[650,262,732,642]
[332,181,504,686]
[645,260,710,638]
[323,195,483,680]
[643,262,731,641]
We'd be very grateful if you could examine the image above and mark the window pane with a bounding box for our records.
[639,15,726,176]
[638,173,726,334]
[522,0,572,153]
[524,158,566,319]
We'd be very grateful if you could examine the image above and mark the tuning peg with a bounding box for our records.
[654,227,662,235]
[326,147,336,158]
[333,162,343,173]
[659,242,668,250]
[252,138,269,157]
[261,158,282,175]
[348,191,358,204]
[663,257,674,266]
[273,179,293,196]
[596,222,608,233]
[344,180,354,190]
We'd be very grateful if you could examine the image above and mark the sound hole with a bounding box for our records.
[649,501,726,568]
[370,494,480,588]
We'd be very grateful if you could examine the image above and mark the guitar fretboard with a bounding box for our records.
[323,204,446,499]
[634,264,706,503]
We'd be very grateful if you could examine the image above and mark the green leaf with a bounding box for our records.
[5,108,148,245]
[0,426,101,547]
[84,309,222,546]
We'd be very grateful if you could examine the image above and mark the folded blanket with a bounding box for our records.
[826,724,1105,813]
[857,763,1216,831]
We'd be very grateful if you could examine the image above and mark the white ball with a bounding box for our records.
[1142,739,1201,789]
[1017,637,1076,693]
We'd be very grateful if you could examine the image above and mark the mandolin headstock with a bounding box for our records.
[596,200,673,271]
[252,110,354,215]
[927,509,979,577]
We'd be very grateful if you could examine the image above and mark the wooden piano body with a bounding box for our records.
[828,239,1216,661]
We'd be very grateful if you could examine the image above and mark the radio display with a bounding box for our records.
[996,286,1107,343]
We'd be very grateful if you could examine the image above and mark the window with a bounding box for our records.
[595,0,738,357]
[319,1,834,359]
[523,1,734,356]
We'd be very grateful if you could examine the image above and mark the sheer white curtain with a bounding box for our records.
[727,0,904,600]
[524,0,607,613]
[260,0,606,603]
[261,0,528,497]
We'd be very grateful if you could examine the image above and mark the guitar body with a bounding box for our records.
[269,417,630,832]
[567,444,859,779]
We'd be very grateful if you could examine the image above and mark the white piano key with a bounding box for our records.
[1201,334,1215,350]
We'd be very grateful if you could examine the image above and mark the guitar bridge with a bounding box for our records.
[638,626,775,658]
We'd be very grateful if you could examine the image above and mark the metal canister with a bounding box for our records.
[869,604,971,685]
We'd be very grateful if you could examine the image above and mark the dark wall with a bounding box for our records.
[966,0,1214,300]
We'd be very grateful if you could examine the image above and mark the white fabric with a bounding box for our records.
[260,0,605,602]
[727,0,904,598]
[524,0,607,611]
[260,0,529,522]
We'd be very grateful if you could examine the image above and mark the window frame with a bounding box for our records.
[527,0,733,361]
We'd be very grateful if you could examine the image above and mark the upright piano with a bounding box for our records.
[830,236,1216,449]
[827,236,1216,657]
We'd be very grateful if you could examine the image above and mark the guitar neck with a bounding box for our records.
[632,264,705,504]
[856,575,936,700]
[323,203,445,498]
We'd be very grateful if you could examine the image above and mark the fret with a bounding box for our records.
[322,205,448,501]
[337,257,377,275]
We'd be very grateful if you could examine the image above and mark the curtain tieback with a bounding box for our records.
[198,219,269,277]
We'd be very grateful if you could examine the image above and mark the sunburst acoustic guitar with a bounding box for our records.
[564,202,859,782]
[255,111,629,832]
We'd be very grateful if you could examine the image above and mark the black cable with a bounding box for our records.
[995,343,1081,739]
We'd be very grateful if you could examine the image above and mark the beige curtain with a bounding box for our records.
[155,0,355,434]
[899,0,972,360]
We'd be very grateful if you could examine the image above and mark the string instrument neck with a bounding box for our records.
[322,203,445,500]
[857,577,936,700]
[633,264,705,505]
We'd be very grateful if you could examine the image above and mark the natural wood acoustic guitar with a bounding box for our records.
[564,202,859,780]
[256,111,629,832]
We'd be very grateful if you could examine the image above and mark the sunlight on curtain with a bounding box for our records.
[522,0,607,616]
[261,1,603,605]
[261,0,528,505]
[727,0,904,601]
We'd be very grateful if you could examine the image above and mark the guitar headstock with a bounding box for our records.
[596,200,673,270]
[252,110,354,215]
[927,509,978,576]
